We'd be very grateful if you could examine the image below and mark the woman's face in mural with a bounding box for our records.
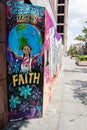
[23,45,31,56]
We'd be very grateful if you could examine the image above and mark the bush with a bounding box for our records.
[77,55,87,61]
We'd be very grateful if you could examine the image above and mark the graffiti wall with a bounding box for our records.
[6,1,45,121]
[43,11,62,112]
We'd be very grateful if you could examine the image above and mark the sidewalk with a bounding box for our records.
[5,56,87,130]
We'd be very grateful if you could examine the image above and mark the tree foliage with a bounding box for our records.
[67,47,78,57]
[75,21,87,42]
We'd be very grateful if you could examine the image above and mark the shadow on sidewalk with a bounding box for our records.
[63,67,87,73]
[74,67,87,73]
[4,120,29,130]
[67,80,87,105]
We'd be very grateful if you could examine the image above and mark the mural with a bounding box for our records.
[43,10,62,112]
[45,11,62,82]
[6,1,45,121]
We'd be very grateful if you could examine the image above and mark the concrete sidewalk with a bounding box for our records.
[5,56,87,130]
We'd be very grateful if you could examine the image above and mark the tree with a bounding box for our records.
[67,46,78,57]
[75,21,87,42]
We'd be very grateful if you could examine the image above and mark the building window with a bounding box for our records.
[57,16,64,23]
[57,6,64,14]
[58,0,65,4]
[61,35,64,44]
[57,25,64,33]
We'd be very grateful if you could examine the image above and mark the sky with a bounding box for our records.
[67,0,87,49]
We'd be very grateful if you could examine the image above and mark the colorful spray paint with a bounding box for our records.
[6,1,45,121]
[43,10,62,111]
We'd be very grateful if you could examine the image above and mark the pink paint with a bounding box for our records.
[45,66,50,83]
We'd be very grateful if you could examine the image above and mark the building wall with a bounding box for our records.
[57,0,69,51]
[64,0,69,50]
[49,0,57,20]
[0,0,8,129]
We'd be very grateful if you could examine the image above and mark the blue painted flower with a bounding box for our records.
[19,102,29,112]
[9,95,21,108]
[9,82,14,92]
[19,85,32,99]
[12,60,20,73]
[32,88,41,100]
[36,106,42,112]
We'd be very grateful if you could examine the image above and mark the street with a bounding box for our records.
[5,56,87,130]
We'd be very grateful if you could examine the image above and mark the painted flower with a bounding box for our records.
[9,95,21,108]
[19,85,32,99]
[36,106,42,112]
[32,88,41,100]
[19,101,29,112]
[12,60,20,73]
[9,82,14,92]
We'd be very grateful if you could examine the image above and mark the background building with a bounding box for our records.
[57,0,69,51]
[70,43,87,55]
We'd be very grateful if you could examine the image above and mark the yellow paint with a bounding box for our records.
[12,72,41,87]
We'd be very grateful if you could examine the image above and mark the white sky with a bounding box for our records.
[67,0,87,49]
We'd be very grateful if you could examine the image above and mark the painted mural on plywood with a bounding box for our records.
[6,1,45,121]
[43,10,62,113]
[45,11,62,82]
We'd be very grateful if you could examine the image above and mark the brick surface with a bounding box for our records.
[0,1,6,42]
[0,112,8,130]
[0,1,8,129]
[0,114,4,130]
[0,43,6,75]
[4,112,9,127]
[0,95,4,114]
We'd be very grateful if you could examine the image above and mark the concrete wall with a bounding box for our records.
[49,0,57,21]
